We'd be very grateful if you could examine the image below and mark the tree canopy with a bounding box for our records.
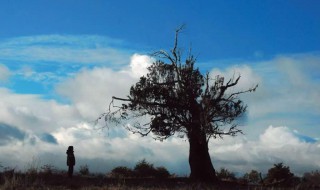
[100,27,257,181]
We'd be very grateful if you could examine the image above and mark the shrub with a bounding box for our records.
[110,159,171,179]
[79,164,90,176]
[303,170,320,186]
[155,166,170,178]
[134,159,157,178]
[265,163,299,186]
[243,170,260,184]
[110,166,133,178]
[216,168,236,181]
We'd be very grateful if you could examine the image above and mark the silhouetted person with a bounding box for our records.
[66,146,76,178]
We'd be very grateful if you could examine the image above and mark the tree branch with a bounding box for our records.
[112,96,131,102]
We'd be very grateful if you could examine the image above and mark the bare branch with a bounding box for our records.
[152,50,175,65]
[172,24,186,62]
[112,96,131,102]
[226,84,259,99]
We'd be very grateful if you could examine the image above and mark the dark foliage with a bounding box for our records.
[242,170,261,184]
[303,170,320,186]
[265,163,299,187]
[110,159,171,179]
[216,168,236,181]
[110,166,133,178]
[134,159,157,178]
[79,164,90,176]
[155,166,171,179]
[100,27,257,181]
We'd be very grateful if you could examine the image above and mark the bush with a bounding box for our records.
[155,166,170,178]
[110,159,171,178]
[216,168,236,181]
[243,170,261,184]
[303,170,320,186]
[134,159,157,178]
[79,164,90,176]
[265,163,299,186]
[110,166,133,178]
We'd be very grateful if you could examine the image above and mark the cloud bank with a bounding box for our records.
[0,35,319,176]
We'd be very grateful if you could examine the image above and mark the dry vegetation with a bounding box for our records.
[1,161,319,190]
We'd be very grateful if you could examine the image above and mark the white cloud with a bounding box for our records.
[0,35,132,65]
[55,53,154,120]
[260,126,300,147]
[208,54,320,138]
[56,67,136,120]
[1,121,319,176]
[129,54,154,78]
[256,54,320,114]
[209,64,261,93]
[0,64,10,82]
[0,33,319,177]
[210,126,320,175]
[0,88,80,133]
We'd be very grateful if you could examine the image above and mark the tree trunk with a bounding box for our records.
[188,129,218,182]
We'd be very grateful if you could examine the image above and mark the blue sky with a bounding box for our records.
[1,1,319,58]
[0,1,319,175]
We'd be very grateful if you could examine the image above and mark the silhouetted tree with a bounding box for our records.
[134,159,157,178]
[303,170,320,186]
[265,163,296,186]
[100,26,257,182]
[216,168,236,181]
[243,170,260,184]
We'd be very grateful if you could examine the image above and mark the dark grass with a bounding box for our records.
[1,172,320,190]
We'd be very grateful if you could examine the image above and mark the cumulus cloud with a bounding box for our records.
[55,53,154,120]
[1,122,318,176]
[0,88,81,133]
[208,54,320,139]
[0,33,319,176]
[258,54,320,114]
[210,126,320,175]
[209,64,261,92]
[129,54,154,78]
[56,67,135,120]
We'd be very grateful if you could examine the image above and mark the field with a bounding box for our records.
[1,171,319,190]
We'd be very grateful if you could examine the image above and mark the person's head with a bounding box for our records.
[67,146,74,152]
